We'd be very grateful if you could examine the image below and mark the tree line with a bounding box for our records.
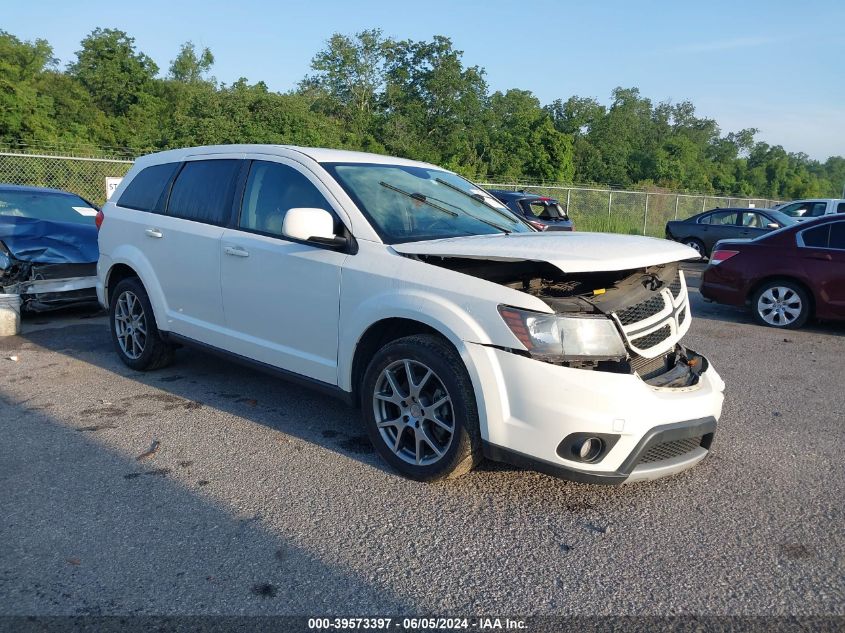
[1,27,843,198]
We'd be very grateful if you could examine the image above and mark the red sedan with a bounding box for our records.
[700,215,845,329]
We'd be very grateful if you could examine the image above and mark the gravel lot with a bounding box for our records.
[1,262,843,617]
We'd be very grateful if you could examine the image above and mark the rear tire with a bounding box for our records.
[109,277,174,370]
[751,280,810,329]
[682,238,706,259]
[361,334,481,481]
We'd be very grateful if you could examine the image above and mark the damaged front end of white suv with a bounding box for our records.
[393,231,725,484]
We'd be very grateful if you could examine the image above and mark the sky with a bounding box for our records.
[5,0,844,160]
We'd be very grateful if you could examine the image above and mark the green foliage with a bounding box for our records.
[0,26,842,198]
[169,42,215,83]
[67,28,159,117]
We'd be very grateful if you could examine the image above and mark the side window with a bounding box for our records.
[778,202,801,217]
[697,214,711,224]
[239,161,333,235]
[117,162,180,212]
[740,212,765,228]
[710,211,738,225]
[800,225,830,248]
[837,202,845,214]
[167,159,241,225]
[807,202,827,217]
[829,222,845,250]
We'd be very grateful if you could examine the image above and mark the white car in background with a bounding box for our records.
[96,145,725,484]
[773,198,845,220]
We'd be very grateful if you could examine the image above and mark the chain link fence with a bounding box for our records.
[0,150,780,237]
[478,183,781,237]
[0,151,133,206]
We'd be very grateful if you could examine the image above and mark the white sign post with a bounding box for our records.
[105,177,123,200]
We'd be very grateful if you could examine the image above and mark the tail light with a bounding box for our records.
[527,220,547,231]
[95,209,104,230]
[709,249,739,265]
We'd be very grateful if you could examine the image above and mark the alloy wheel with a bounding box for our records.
[757,286,803,326]
[372,359,455,466]
[114,290,147,359]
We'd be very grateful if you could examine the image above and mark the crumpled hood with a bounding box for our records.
[392,231,698,273]
[0,216,99,264]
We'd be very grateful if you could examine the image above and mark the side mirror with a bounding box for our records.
[766,223,779,229]
[282,207,346,247]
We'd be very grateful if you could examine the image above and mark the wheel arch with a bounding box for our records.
[349,317,451,408]
[104,247,169,330]
[104,263,139,306]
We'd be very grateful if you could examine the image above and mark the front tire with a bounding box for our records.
[751,280,810,329]
[109,277,174,370]
[361,334,481,481]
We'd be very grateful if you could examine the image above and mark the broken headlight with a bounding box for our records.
[498,305,627,362]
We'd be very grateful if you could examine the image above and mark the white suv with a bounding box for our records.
[97,145,725,483]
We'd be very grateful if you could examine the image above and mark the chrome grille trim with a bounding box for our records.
[612,271,690,358]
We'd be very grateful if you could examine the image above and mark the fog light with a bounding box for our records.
[574,437,603,462]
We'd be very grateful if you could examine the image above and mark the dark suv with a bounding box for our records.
[487,189,574,231]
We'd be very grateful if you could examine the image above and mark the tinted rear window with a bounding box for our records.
[167,160,241,225]
[118,162,180,212]
[801,225,829,248]
[829,222,845,250]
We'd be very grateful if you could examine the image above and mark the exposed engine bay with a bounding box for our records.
[416,254,700,387]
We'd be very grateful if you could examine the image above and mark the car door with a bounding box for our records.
[699,210,739,252]
[798,221,845,318]
[219,158,349,385]
[737,211,773,240]
[143,157,244,346]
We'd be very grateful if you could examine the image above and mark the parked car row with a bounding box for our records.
[4,149,843,484]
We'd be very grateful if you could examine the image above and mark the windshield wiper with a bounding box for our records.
[379,182,458,217]
[434,178,521,224]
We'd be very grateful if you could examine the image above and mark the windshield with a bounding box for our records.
[0,191,98,225]
[323,163,533,243]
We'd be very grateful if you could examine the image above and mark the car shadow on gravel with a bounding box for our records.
[8,321,411,478]
[0,390,412,615]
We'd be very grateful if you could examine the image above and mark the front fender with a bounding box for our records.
[338,288,494,393]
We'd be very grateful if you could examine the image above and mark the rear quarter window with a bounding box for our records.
[167,159,241,225]
[117,162,180,212]
[829,222,845,250]
[800,225,830,248]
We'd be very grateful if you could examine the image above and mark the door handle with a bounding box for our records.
[144,228,163,239]
[806,252,832,261]
[224,245,250,258]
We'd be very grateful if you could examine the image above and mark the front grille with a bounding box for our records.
[639,436,703,464]
[630,353,670,380]
[615,294,666,325]
[668,273,683,298]
[678,305,687,326]
[631,325,671,350]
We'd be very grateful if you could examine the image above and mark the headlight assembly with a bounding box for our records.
[498,305,627,362]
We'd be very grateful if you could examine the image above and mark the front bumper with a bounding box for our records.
[466,343,725,484]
